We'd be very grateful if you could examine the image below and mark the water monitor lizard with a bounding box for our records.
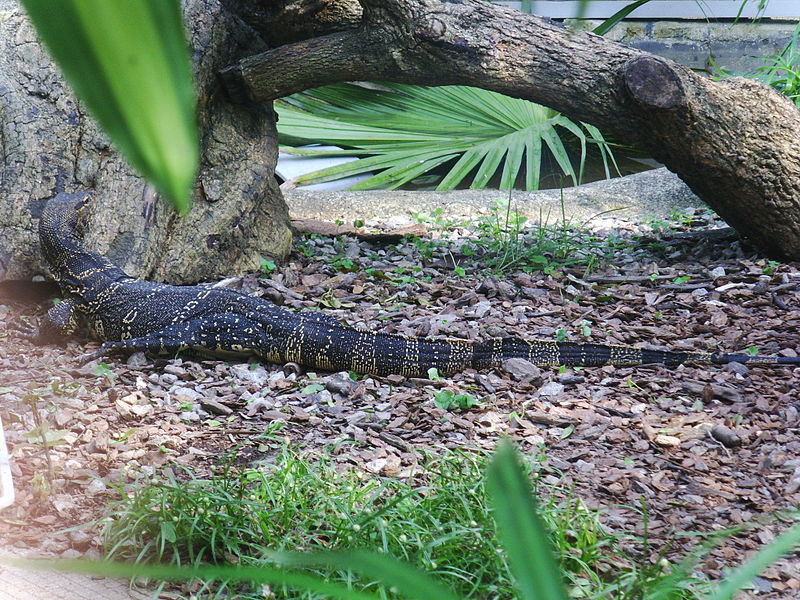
[24,192,800,376]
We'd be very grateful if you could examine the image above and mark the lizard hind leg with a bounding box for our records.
[78,314,271,364]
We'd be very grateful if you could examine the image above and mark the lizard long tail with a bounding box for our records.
[469,338,800,371]
[315,331,800,376]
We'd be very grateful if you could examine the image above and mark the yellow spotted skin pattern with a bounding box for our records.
[35,193,800,375]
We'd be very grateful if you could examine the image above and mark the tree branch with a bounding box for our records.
[221,0,800,259]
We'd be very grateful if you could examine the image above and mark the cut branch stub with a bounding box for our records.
[623,56,686,110]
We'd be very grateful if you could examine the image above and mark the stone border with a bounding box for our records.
[284,167,703,224]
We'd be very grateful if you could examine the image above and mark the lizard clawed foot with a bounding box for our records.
[6,316,41,340]
[76,344,118,365]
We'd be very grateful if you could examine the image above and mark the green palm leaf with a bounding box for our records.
[276,83,616,191]
[20,0,198,213]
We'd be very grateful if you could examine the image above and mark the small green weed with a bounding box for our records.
[426,367,443,381]
[329,256,358,272]
[259,258,277,275]
[456,196,629,277]
[102,445,681,599]
[413,207,467,231]
[432,390,479,411]
[752,24,800,107]
[92,362,116,382]
[763,260,781,275]
[19,446,800,600]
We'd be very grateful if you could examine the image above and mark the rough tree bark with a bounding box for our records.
[0,0,292,285]
[222,0,800,260]
[220,0,361,46]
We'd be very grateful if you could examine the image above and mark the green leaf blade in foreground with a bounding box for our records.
[709,519,800,600]
[0,559,380,600]
[273,550,461,600]
[486,440,568,600]
[21,0,199,213]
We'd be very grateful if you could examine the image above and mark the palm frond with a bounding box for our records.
[276,83,617,191]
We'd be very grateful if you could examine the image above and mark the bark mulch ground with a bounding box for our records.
[1,208,799,595]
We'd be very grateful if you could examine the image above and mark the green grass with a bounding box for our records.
[716,22,800,109]
[102,444,723,599]
[407,197,631,277]
[294,199,638,281]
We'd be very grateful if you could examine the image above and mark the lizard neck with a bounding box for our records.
[39,194,130,297]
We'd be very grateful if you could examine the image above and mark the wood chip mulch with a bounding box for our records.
[1,209,799,594]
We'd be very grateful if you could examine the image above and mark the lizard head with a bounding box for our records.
[38,192,94,266]
[41,192,92,232]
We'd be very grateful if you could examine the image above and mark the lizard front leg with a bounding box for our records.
[78,314,271,364]
[9,298,81,344]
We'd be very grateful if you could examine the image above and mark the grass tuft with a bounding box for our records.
[103,445,719,599]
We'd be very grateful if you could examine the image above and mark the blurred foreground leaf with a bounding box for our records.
[21,0,199,213]
[486,439,568,600]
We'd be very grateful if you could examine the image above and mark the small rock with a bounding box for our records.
[786,465,800,494]
[171,386,203,403]
[326,373,356,397]
[115,397,133,416]
[365,458,387,474]
[345,242,360,259]
[309,389,334,406]
[129,404,152,418]
[474,373,495,394]
[85,479,107,497]
[691,288,709,297]
[751,577,773,594]
[654,434,681,447]
[200,397,233,415]
[471,301,492,318]
[709,266,726,279]
[246,398,275,416]
[386,374,405,385]
[710,424,742,447]
[724,361,750,376]
[502,358,542,383]
[230,364,270,386]
[163,363,186,376]
[537,381,565,397]
[180,409,201,422]
[126,352,149,368]
[289,406,310,422]
[160,373,179,385]
[259,410,289,421]
[347,411,368,424]
[67,530,94,550]
[558,375,585,385]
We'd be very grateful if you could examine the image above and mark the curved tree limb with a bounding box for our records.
[222,0,800,260]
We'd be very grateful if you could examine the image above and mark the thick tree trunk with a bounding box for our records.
[221,0,362,46]
[0,0,292,285]
[222,0,800,260]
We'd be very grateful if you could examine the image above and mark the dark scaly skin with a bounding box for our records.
[33,193,800,376]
